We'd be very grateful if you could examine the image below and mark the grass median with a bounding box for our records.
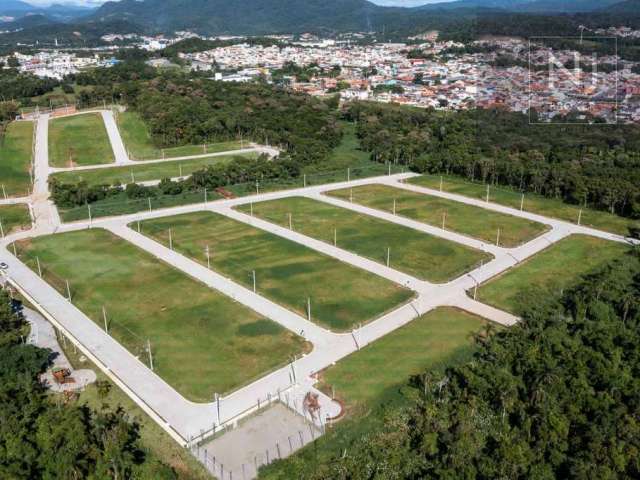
[477,234,627,314]
[49,113,114,167]
[138,211,413,331]
[409,174,635,237]
[14,228,306,401]
[236,196,491,283]
[328,184,548,247]
[0,121,33,197]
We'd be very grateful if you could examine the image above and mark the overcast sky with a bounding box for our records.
[24,0,456,7]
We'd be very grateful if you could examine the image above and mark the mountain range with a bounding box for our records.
[0,0,638,41]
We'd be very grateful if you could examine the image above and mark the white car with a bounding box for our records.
[0,262,8,270]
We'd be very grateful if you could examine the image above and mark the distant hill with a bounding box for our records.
[604,0,640,13]
[88,0,456,35]
[0,0,94,23]
[418,0,625,13]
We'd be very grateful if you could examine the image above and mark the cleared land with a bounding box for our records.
[477,235,627,314]
[321,307,487,413]
[0,204,31,234]
[328,184,548,247]
[15,229,306,401]
[236,197,491,283]
[139,211,413,331]
[51,151,258,187]
[49,113,114,167]
[117,111,243,160]
[409,174,635,237]
[0,121,33,197]
[260,307,488,479]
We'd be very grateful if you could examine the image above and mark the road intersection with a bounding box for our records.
[1,110,637,476]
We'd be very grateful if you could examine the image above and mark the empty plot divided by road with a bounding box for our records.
[327,184,548,248]
[50,151,259,187]
[138,210,413,332]
[236,196,491,283]
[0,121,33,197]
[477,234,628,314]
[116,110,244,160]
[408,174,635,237]
[48,113,115,167]
[0,204,31,234]
[14,228,306,402]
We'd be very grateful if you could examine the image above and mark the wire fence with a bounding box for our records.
[59,163,407,223]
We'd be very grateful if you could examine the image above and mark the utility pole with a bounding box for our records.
[347,168,350,182]
[88,204,92,227]
[102,306,108,333]
[334,228,337,247]
[496,228,501,247]
[36,256,42,277]
[439,175,443,192]
[520,193,524,211]
[386,247,390,267]
[307,297,311,322]
[350,188,353,202]
[66,280,72,301]
[206,245,211,269]
[169,228,173,250]
[393,198,396,215]
[442,211,446,230]
[147,339,154,371]
[252,270,256,293]
[0,220,4,238]
[486,184,490,203]
[577,209,582,226]
[288,213,292,230]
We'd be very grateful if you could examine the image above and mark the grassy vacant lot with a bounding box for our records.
[16,229,305,401]
[0,121,33,197]
[139,211,412,331]
[321,307,487,413]
[260,307,488,479]
[409,174,635,236]
[328,184,548,247]
[49,113,114,167]
[51,152,258,187]
[0,204,31,234]
[477,235,627,314]
[237,197,491,283]
[117,111,243,160]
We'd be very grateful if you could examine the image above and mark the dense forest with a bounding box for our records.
[265,245,640,479]
[345,102,640,219]
[0,288,179,479]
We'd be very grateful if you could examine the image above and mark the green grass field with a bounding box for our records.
[49,113,114,167]
[303,121,371,174]
[328,184,548,247]
[117,111,243,160]
[15,229,306,401]
[477,235,627,314]
[321,307,487,413]
[0,204,31,234]
[236,197,491,283]
[409,174,635,237]
[139,211,412,331]
[0,121,33,197]
[260,307,488,479]
[51,152,258,187]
